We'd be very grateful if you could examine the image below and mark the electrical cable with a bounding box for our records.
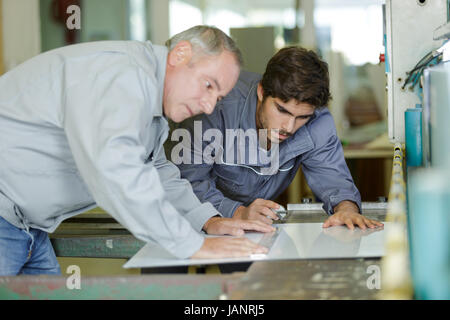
[402,51,443,90]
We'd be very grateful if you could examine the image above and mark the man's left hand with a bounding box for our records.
[323,201,384,230]
[203,216,276,236]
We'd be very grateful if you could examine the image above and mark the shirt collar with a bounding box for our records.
[146,42,168,118]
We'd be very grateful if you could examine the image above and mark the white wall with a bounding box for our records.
[1,0,41,71]
[81,0,129,42]
[148,0,170,45]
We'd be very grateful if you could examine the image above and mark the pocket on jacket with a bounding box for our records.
[214,164,252,197]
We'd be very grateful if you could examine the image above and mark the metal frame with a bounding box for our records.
[385,0,447,143]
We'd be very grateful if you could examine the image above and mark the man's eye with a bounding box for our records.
[277,105,287,113]
[206,81,212,89]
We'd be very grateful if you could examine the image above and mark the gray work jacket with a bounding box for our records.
[167,71,361,217]
[0,41,218,259]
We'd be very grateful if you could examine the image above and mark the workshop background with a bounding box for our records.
[1,0,450,302]
[3,0,393,202]
[0,0,392,276]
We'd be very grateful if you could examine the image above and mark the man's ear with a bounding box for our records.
[167,41,193,67]
[257,82,265,102]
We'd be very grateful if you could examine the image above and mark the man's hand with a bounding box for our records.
[323,223,384,242]
[191,237,268,259]
[233,198,280,224]
[195,216,274,259]
[323,200,384,230]
[203,216,275,236]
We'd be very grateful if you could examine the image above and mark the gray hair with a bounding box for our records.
[165,25,243,67]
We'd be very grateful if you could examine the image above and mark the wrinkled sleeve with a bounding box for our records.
[153,146,221,231]
[168,114,243,218]
[63,60,204,259]
[301,120,361,216]
[177,163,243,218]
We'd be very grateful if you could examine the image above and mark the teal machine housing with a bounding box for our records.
[405,106,423,167]
[407,61,450,300]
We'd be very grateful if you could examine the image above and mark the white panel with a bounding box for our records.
[124,222,391,269]
[2,0,41,71]
[148,0,170,45]
[386,0,447,143]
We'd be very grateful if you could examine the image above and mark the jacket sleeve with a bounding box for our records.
[177,163,244,218]
[167,114,244,218]
[63,59,204,259]
[301,112,362,215]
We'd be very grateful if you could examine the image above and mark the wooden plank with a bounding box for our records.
[50,235,145,258]
[344,148,393,159]
[51,208,127,236]
[50,207,139,257]
[55,222,124,230]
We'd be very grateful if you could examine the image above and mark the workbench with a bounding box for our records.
[0,204,387,300]
[226,204,386,300]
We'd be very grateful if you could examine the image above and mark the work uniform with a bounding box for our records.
[167,71,361,218]
[0,41,218,275]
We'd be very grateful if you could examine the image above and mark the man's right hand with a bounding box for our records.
[233,198,281,224]
[203,216,275,235]
[191,237,268,259]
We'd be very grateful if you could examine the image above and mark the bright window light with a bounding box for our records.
[315,5,383,65]
[129,0,146,41]
[204,10,246,35]
[169,1,203,37]
[247,8,296,29]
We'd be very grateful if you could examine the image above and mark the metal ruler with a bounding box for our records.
[257,226,281,250]
[250,227,281,260]
[287,202,388,211]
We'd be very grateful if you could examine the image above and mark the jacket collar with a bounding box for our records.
[239,78,259,132]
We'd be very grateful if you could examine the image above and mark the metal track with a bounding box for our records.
[287,202,388,211]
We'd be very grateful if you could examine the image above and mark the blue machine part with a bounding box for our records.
[384,34,390,73]
[405,107,423,167]
[407,169,450,300]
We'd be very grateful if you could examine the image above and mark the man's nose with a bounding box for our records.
[283,117,295,133]
[201,94,217,114]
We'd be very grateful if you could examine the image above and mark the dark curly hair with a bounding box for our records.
[260,46,331,107]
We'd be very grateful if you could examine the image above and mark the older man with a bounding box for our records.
[0,26,273,276]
